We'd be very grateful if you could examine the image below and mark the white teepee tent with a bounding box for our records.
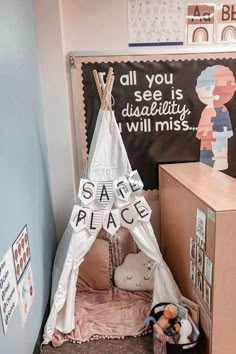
[43,69,180,345]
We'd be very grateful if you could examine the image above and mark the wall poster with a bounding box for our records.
[12,225,34,326]
[17,263,34,326]
[187,4,215,44]
[128,0,184,46]
[12,225,31,284]
[73,51,236,190]
[0,249,18,333]
[216,4,236,43]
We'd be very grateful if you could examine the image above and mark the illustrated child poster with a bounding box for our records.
[197,245,204,272]
[190,260,196,284]
[0,249,18,333]
[197,270,203,295]
[216,4,236,43]
[190,237,196,260]
[18,263,34,326]
[12,225,30,284]
[187,4,215,44]
[204,255,213,286]
[204,279,211,309]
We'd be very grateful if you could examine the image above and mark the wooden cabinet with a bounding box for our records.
[159,162,236,354]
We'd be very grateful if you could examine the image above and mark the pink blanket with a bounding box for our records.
[52,286,152,347]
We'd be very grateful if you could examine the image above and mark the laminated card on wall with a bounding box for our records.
[128,0,184,46]
[187,4,215,44]
[12,225,34,326]
[17,263,34,326]
[12,225,31,284]
[0,249,18,333]
[216,4,236,43]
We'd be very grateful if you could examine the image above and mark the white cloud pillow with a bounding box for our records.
[114,251,155,291]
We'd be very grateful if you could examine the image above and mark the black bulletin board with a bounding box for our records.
[71,49,236,190]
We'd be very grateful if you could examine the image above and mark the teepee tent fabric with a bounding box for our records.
[87,110,132,181]
[43,72,181,345]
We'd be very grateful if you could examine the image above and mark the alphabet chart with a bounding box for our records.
[128,0,184,46]
[216,4,236,43]
[187,4,215,44]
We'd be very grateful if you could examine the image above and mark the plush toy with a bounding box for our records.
[153,304,178,335]
[114,251,155,291]
[175,319,192,344]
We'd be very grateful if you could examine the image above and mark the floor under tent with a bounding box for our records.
[42,68,180,349]
[51,227,154,347]
[43,331,153,354]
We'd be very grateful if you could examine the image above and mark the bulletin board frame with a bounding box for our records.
[70,45,236,191]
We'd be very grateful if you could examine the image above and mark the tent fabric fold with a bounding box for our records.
[86,110,132,181]
[44,228,97,342]
[43,109,181,345]
[130,222,181,307]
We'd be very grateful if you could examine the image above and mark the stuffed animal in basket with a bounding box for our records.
[153,304,178,335]
[175,318,192,344]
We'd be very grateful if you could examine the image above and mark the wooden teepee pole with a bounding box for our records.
[93,67,114,111]
[93,70,102,101]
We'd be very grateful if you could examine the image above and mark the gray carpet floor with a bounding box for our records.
[41,334,153,354]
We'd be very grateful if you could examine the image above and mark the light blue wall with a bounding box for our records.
[0,1,56,353]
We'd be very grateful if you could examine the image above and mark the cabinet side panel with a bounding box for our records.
[212,211,236,354]
[159,168,215,309]
[160,169,192,296]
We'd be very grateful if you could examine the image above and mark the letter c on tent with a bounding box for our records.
[121,208,134,224]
